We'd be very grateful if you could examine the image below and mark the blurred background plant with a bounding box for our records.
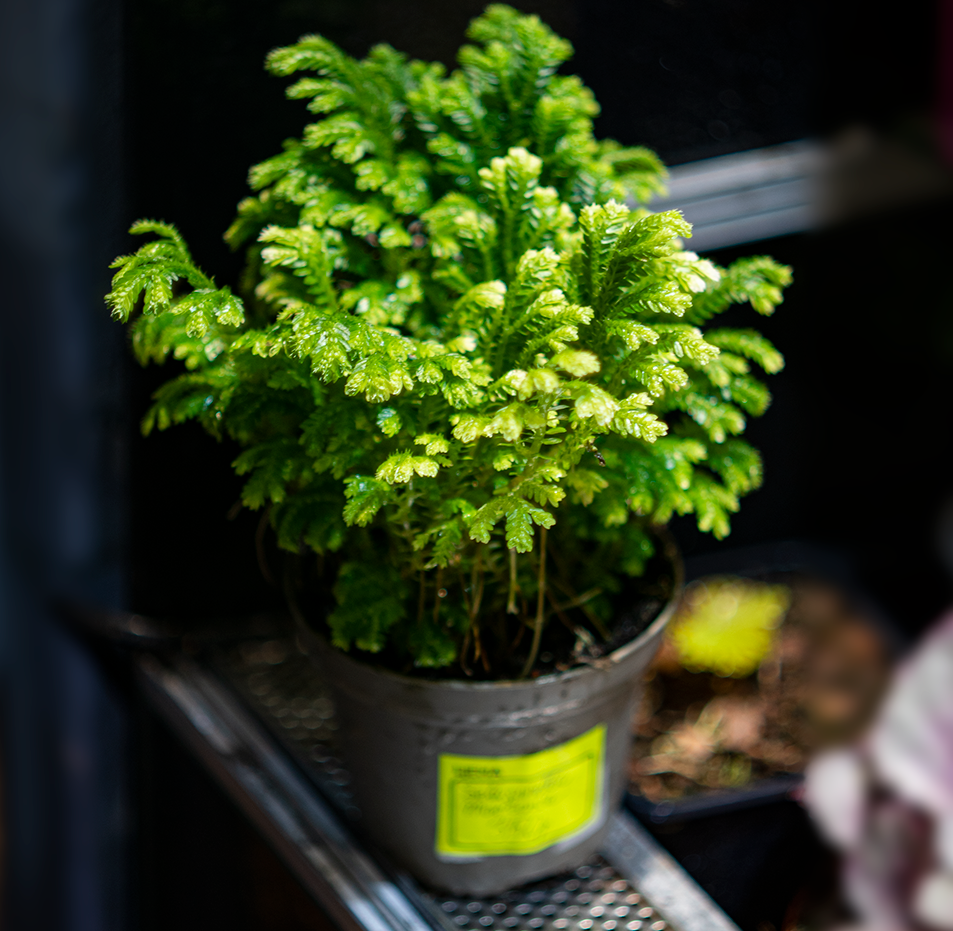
[632,573,890,802]
[669,577,791,677]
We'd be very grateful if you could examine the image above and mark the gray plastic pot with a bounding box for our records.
[297,595,677,896]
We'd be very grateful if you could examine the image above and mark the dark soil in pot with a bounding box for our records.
[287,541,681,896]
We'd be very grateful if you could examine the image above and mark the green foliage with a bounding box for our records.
[107,6,790,676]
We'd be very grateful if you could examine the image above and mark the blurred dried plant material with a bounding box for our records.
[631,574,891,802]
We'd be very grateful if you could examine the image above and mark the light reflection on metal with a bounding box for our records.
[647,132,953,252]
[602,813,737,931]
[138,654,427,931]
[648,141,822,252]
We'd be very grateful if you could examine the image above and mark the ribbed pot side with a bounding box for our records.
[299,596,676,896]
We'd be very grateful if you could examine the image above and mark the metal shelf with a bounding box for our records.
[136,639,738,931]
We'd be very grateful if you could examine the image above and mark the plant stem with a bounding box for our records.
[546,539,612,640]
[507,549,519,614]
[520,527,547,678]
[459,626,472,676]
[469,548,484,622]
[544,588,578,632]
[417,571,426,625]
[458,550,487,677]
[552,586,604,615]
[256,507,275,586]
[432,568,443,626]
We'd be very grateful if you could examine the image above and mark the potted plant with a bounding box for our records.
[107,5,790,895]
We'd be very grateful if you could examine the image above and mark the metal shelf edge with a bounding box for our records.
[137,651,739,931]
[137,653,433,931]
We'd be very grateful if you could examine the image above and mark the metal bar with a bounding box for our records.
[137,654,431,931]
[658,142,823,202]
[648,133,953,251]
[680,204,818,252]
[669,176,815,228]
[186,660,436,931]
[601,814,738,931]
[645,140,824,249]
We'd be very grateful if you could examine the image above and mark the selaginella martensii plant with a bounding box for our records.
[107,5,790,678]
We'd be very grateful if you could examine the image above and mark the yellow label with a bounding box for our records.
[436,724,606,858]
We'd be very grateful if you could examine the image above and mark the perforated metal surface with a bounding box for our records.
[225,637,359,817]
[422,863,666,931]
[218,638,670,931]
